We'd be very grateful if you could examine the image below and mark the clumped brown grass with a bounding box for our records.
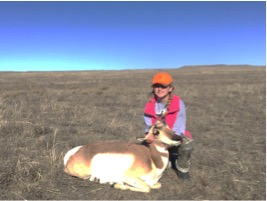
[0,65,265,200]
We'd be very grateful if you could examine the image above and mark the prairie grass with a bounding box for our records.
[0,65,265,200]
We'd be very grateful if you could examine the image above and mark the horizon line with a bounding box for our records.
[0,64,266,73]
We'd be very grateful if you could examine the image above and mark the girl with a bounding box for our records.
[144,71,194,179]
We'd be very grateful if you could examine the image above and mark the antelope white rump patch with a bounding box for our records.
[90,153,134,184]
[64,146,82,166]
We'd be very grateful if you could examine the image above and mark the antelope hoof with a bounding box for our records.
[151,182,162,189]
[114,183,129,191]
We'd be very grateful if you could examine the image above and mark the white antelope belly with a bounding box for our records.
[90,153,134,184]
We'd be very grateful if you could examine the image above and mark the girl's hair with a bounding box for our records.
[147,85,174,119]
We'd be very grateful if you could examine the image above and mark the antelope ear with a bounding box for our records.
[137,132,155,142]
[172,135,182,141]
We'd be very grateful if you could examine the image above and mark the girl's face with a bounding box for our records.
[153,84,173,102]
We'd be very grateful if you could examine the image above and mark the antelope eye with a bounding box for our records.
[153,130,160,136]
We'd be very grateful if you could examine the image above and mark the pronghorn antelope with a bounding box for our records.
[63,121,181,193]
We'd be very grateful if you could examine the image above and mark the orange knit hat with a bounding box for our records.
[152,72,173,86]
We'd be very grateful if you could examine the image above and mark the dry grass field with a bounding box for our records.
[0,65,265,200]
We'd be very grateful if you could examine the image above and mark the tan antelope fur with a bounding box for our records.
[63,121,181,193]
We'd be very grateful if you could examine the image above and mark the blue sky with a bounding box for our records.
[0,1,266,71]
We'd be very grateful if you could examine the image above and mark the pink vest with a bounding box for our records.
[144,95,180,129]
[144,95,192,139]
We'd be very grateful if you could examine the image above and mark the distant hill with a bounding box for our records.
[180,64,266,68]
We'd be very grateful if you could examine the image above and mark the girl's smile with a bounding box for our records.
[153,84,173,102]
